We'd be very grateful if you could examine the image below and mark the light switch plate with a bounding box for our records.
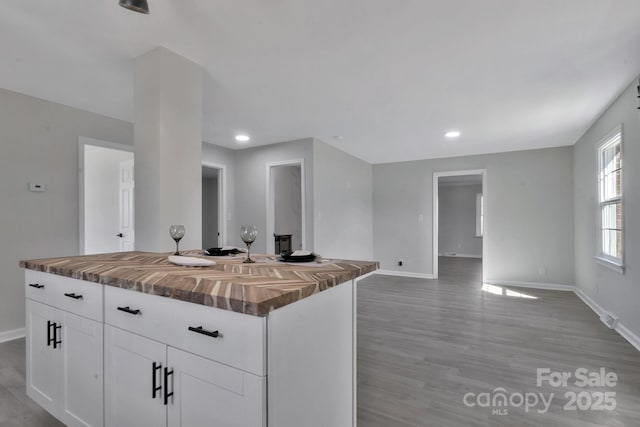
[29,182,46,192]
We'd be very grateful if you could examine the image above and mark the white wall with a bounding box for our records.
[234,139,315,253]
[373,146,574,284]
[574,76,640,339]
[313,139,373,261]
[438,184,482,258]
[84,146,133,254]
[0,88,133,335]
[273,165,302,251]
[202,174,219,249]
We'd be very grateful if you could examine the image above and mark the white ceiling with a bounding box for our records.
[1,0,640,164]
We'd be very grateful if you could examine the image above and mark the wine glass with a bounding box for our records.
[240,225,258,263]
[169,225,185,255]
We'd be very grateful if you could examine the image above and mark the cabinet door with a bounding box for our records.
[167,347,265,427]
[61,311,104,427]
[26,299,62,417]
[104,325,166,427]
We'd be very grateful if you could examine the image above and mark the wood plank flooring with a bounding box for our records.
[1,257,639,426]
[357,257,640,427]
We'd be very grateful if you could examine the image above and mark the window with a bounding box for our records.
[597,126,623,271]
[475,193,483,237]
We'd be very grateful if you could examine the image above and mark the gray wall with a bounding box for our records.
[313,139,373,260]
[438,184,482,258]
[273,165,302,251]
[234,139,314,253]
[574,77,640,338]
[373,146,574,284]
[202,142,236,247]
[0,88,133,335]
[202,175,219,249]
[84,146,134,254]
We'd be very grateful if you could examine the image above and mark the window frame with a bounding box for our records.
[595,124,625,273]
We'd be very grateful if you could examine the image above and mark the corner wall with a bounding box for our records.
[574,77,640,341]
[0,89,133,337]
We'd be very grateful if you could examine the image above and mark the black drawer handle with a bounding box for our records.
[47,320,54,347]
[163,367,174,405]
[188,326,219,338]
[29,283,44,289]
[117,306,142,315]
[64,293,83,300]
[54,323,62,349]
[152,362,162,399]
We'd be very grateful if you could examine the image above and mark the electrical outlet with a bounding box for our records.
[398,260,403,267]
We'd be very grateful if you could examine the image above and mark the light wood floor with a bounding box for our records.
[357,257,640,427]
[2,257,639,426]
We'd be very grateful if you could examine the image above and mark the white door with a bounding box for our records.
[61,312,104,427]
[104,325,166,427]
[167,347,265,427]
[26,299,62,417]
[119,159,135,252]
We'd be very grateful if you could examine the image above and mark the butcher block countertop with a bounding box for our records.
[20,251,378,316]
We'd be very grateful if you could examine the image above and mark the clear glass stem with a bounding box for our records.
[244,242,255,263]
[174,239,180,256]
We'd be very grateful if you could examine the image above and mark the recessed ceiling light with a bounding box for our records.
[333,135,345,140]
[444,131,461,139]
[235,134,250,143]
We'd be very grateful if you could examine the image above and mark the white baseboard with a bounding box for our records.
[0,327,25,343]
[375,270,434,279]
[616,323,640,353]
[484,279,574,291]
[440,253,482,259]
[573,288,606,317]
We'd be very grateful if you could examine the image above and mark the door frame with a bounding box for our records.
[201,161,227,247]
[265,159,306,254]
[78,137,134,255]
[432,169,487,280]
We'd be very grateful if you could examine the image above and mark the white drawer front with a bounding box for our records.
[25,270,103,322]
[104,286,266,376]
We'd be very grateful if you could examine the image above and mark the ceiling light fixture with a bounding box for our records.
[444,130,461,139]
[235,134,250,143]
[119,0,149,14]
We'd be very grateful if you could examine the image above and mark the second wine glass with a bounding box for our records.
[169,225,185,255]
[240,225,258,263]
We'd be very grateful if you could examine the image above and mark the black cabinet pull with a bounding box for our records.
[117,306,141,315]
[188,326,219,339]
[53,323,62,349]
[47,320,54,347]
[64,293,83,300]
[29,283,44,289]
[152,362,162,399]
[163,367,174,405]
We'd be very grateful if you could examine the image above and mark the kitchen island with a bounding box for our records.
[20,251,378,427]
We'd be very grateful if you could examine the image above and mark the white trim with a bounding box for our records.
[440,253,482,259]
[375,269,435,279]
[616,323,640,353]
[594,256,625,274]
[78,137,134,255]
[265,159,306,254]
[573,288,606,317]
[574,288,640,353]
[202,161,228,247]
[484,279,574,292]
[433,169,487,281]
[0,327,25,343]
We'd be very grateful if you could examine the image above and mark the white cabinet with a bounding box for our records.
[104,325,166,427]
[104,325,265,427]
[26,299,103,427]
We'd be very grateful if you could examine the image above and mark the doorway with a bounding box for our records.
[433,170,486,281]
[79,137,134,255]
[201,162,226,249]
[266,160,305,254]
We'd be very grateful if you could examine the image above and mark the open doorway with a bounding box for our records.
[266,160,305,254]
[433,170,486,281]
[202,162,226,249]
[79,137,134,255]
